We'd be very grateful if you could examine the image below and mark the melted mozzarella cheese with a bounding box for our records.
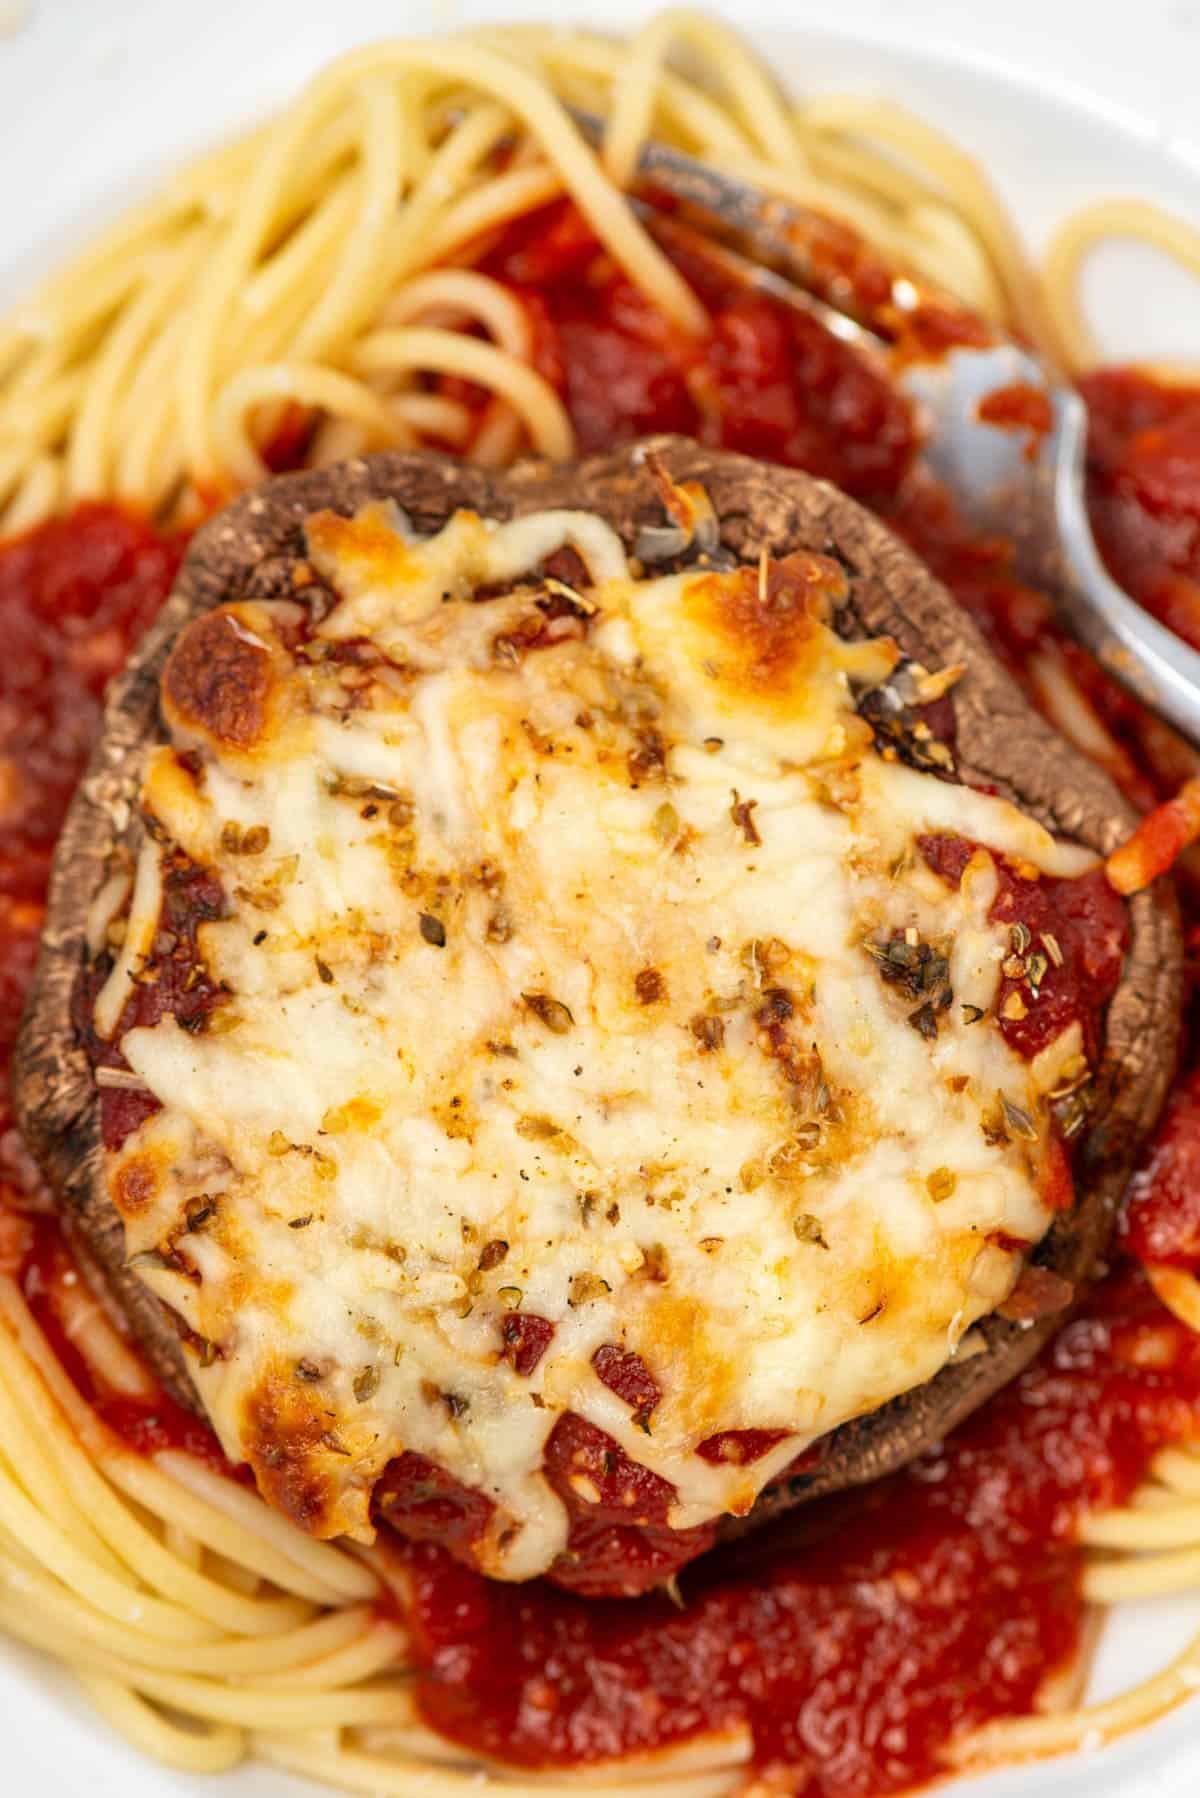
[106,500,1099,1577]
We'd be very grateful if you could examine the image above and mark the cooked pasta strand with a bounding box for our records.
[3,8,1168,528]
[76,1674,247,1774]
[1043,198,1200,371]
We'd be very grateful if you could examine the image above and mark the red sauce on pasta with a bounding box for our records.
[402,1269,1200,1792]
[1081,368,1200,653]
[15,1214,231,1473]
[0,504,182,907]
[1,221,1200,1794]
[978,379,1055,457]
[0,508,227,1473]
[0,504,181,1182]
[480,199,917,503]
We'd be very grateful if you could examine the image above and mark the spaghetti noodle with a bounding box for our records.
[1,10,1200,1796]
[3,13,1200,533]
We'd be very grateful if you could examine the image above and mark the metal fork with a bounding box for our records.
[568,107,1200,746]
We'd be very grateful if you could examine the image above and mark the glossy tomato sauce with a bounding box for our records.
[0,507,183,1211]
[917,833,1128,1063]
[477,199,917,502]
[13,1213,231,1472]
[0,506,221,1469]
[1082,369,1200,653]
[427,202,1200,1787]
[0,506,181,1164]
[976,379,1055,458]
[404,1270,1200,1791]
[2,207,1200,1796]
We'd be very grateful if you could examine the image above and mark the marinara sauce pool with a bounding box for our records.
[4,206,1200,1797]
[403,1270,1200,1792]
[0,504,217,1465]
[0,503,182,1158]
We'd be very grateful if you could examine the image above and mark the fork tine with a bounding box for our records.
[627,202,884,350]
[565,103,983,349]
[558,122,1200,747]
[566,103,810,237]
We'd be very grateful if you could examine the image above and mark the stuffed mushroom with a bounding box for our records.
[15,437,1182,1597]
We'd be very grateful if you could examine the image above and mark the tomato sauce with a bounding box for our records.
[17,1214,231,1471]
[1124,1067,1200,1269]
[917,833,1129,1062]
[0,505,182,908]
[82,851,229,1152]
[404,1270,1200,1792]
[2,204,1200,1795]
[0,506,221,1468]
[499,1308,554,1375]
[1081,369,1200,653]
[978,379,1055,458]
[478,199,916,503]
[0,506,182,1200]
[375,1404,720,1601]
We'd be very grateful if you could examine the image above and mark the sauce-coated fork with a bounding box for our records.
[568,106,1200,745]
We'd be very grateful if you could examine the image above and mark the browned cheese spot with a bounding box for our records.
[305,504,423,592]
[239,1360,342,1535]
[162,608,274,751]
[635,967,667,1005]
[682,552,849,710]
[111,1149,166,1218]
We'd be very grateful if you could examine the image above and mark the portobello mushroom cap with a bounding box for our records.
[14,435,1182,1537]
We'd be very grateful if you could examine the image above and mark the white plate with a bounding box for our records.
[3,0,1200,1793]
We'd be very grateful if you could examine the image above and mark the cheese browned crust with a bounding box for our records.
[16,440,1179,1590]
[92,488,1104,1579]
